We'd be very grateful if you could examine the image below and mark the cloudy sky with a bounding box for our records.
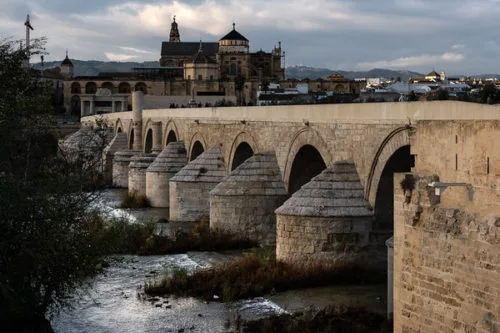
[1,0,499,74]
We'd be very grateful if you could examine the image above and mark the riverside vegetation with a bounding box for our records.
[145,247,385,302]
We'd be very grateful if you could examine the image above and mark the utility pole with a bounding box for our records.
[24,14,34,68]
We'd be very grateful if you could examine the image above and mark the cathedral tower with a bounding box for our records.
[169,16,180,42]
[60,50,74,79]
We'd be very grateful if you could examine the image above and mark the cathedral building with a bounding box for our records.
[160,19,284,81]
[62,18,284,116]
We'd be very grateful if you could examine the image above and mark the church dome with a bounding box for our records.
[220,23,248,42]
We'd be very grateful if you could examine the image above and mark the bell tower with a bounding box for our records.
[169,16,180,42]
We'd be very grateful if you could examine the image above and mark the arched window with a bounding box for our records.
[70,82,81,94]
[118,82,131,94]
[230,63,237,75]
[85,82,97,94]
[135,82,148,95]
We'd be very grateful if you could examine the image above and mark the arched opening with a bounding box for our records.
[288,145,326,194]
[374,145,413,230]
[118,82,131,94]
[135,82,148,95]
[129,129,134,149]
[71,82,81,94]
[166,130,177,145]
[231,142,253,171]
[334,84,344,93]
[85,82,97,94]
[117,127,122,133]
[144,129,153,153]
[190,141,204,161]
[101,82,114,93]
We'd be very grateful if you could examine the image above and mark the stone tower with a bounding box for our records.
[169,16,180,42]
[217,23,250,79]
[60,50,74,79]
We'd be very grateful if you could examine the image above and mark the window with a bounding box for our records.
[198,75,202,80]
[230,63,237,75]
[188,75,191,80]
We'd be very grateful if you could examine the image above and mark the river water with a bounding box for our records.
[51,189,386,332]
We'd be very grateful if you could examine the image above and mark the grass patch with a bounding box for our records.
[119,190,150,208]
[241,306,392,333]
[140,220,257,255]
[91,218,256,256]
[145,247,384,301]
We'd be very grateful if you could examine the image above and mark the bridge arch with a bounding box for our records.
[228,132,258,171]
[283,128,331,193]
[163,120,180,146]
[142,119,154,153]
[114,119,124,135]
[127,121,135,149]
[188,132,207,161]
[366,127,413,229]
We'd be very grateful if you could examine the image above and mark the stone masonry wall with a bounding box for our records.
[210,195,286,245]
[276,215,373,265]
[169,181,219,222]
[393,173,499,333]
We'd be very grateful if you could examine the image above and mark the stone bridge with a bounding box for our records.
[80,96,500,332]
[81,96,498,260]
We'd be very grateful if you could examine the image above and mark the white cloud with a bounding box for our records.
[358,52,465,70]
[104,52,139,61]
[452,44,465,50]
[119,46,153,54]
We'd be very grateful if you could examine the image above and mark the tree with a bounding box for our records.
[0,39,109,330]
[480,82,497,104]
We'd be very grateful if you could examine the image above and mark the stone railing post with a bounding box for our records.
[132,91,143,151]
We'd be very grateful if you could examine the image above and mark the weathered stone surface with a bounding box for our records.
[103,132,128,184]
[169,146,227,222]
[112,150,140,188]
[393,173,500,333]
[210,151,288,245]
[276,160,373,217]
[128,153,158,196]
[146,141,187,207]
[276,160,374,266]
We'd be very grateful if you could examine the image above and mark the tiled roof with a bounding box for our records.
[161,42,219,57]
[275,160,373,217]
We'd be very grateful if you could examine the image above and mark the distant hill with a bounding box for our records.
[285,66,423,81]
[34,60,497,81]
[33,60,160,77]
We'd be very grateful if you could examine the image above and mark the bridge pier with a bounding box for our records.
[169,145,226,222]
[112,150,141,188]
[275,160,374,266]
[102,132,128,184]
[146,141,187,208]
[128,153,158,197]
[210,151,288,245]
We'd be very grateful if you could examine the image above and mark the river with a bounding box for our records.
[51,189,386,332]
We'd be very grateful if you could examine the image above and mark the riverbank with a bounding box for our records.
[145,248,385,302]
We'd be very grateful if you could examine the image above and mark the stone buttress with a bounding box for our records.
[112,150,140,188]
[275,160,374,266]
[210,151,288,245]
[146,141,187,208]
[128,153,158,196]
[102,132,128,184]
[169,145,226,222]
